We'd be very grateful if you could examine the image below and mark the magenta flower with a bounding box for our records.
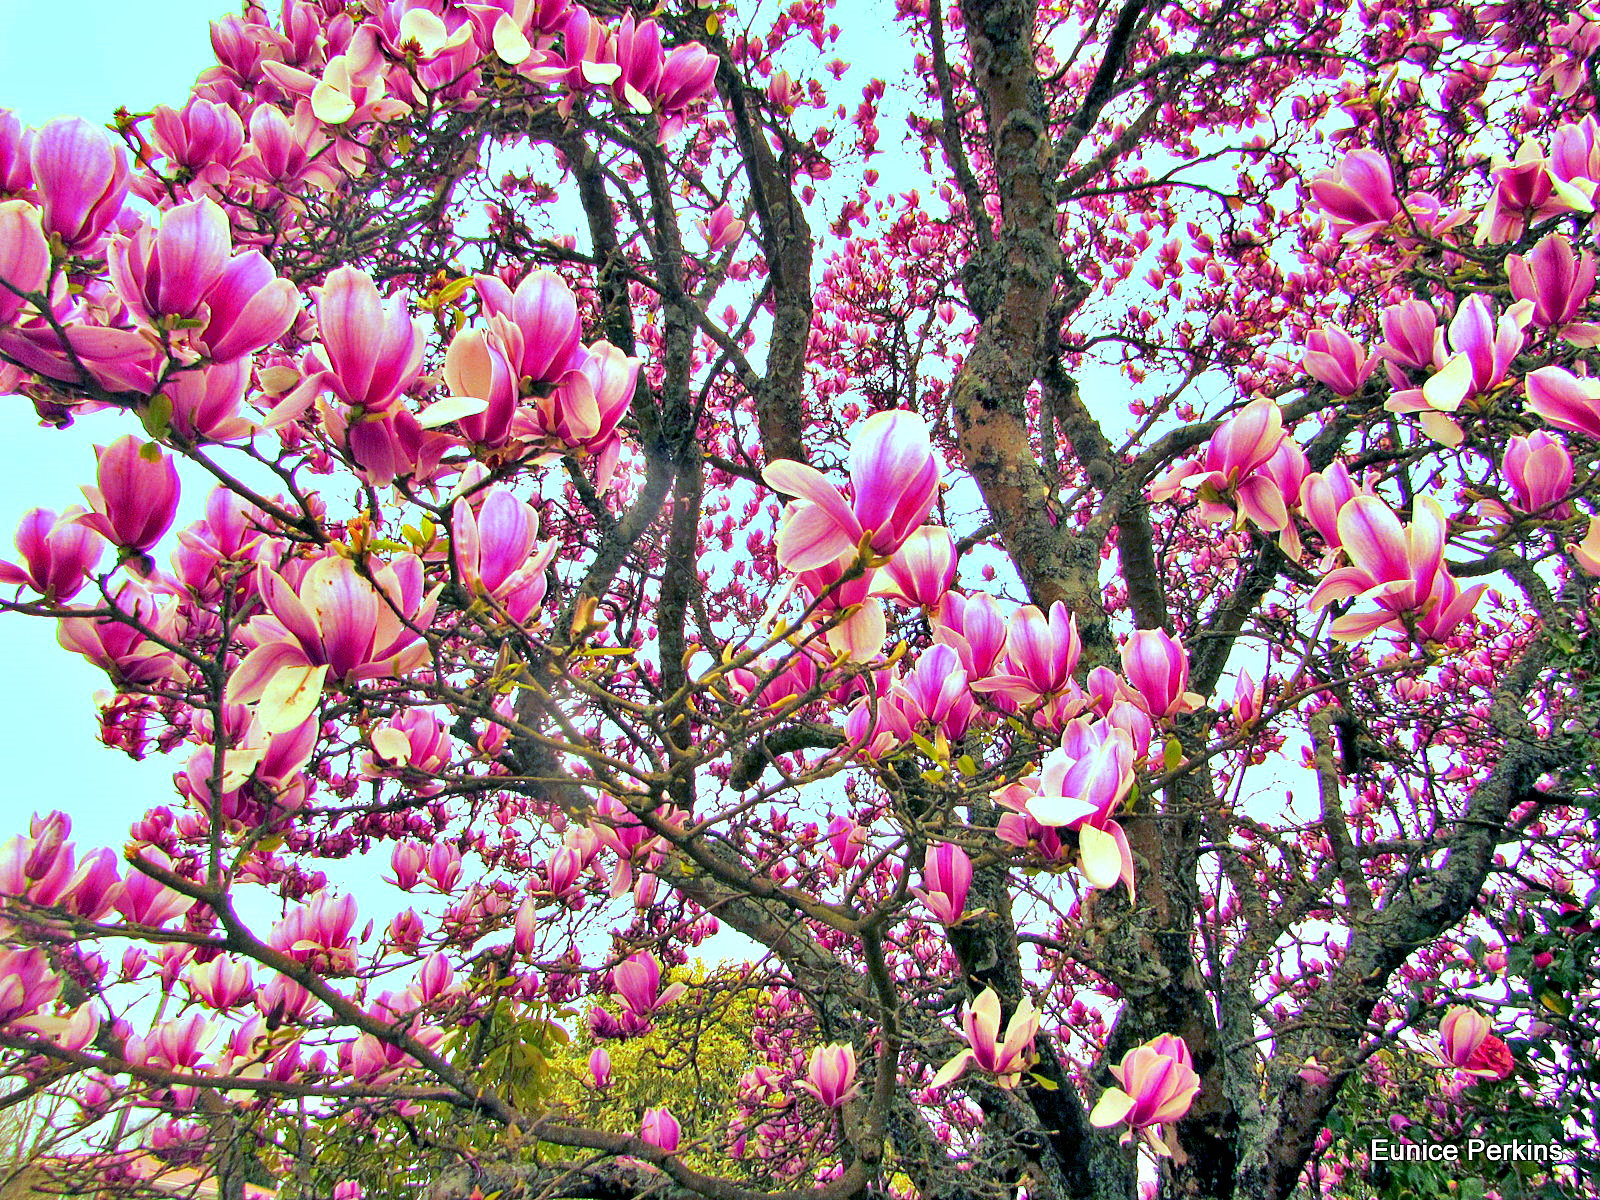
[800,1043,861,1108]
[528,340,640,489]
[56,578,184,687]
[314,266,424,414]
[764,410,941,571]
[0,506,103,600]
[654,43,718,121]
[1120,629,1202,719]
[640,1106,681,1154]
[1379,299,1441,373]
[611,951,686,1018]
[232,552,440,731]
[827,815,866,873]
[930,987,1040,1089]
[1310,150,1400,243]
[1148,398,1291,531]
[165,359,254,443]
[78,436,181,554]
[1308,496,1486,642]
[1392,294,1531,445]
[113,848,195,928]
[186,956,255,1010]
[895,643,977,742]
[1027,715,1137,894]
[1298,462,1365,549]
[0,108,29,193]
[149,98,245,178]
[1508,233,1600,338]
[0,200,49,325]
[1090,1034,1201,1155]
[270,890,362,975]
[1525,365,1600,440]
[452,488,557,623]
[0,947,62,1026]
[109,198,233,323]
[1302,324,1374,396]
[196,250,299,363]
[973,601,1082,704]
[933,591,1007,679]
[1434,1006,1511,1079]
[29,117,129,251]
[878,525,956,608]
[1503,432,1573,516]
[698,203,745,253]
[589,1046,612,1089]
[476,269,585,383]
[443,325,518,446]
[911,842,972,925]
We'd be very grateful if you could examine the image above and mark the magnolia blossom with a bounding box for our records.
[1147,398,1292,532]
[930,987,1040,1089]
[231,553,441,731]
[1026,716,1137,896]
[800,1043,860,1108]
[1120,629,1202,719]
[1309,150,1400,242]
[1434,1006,1514,1080]
[1090,1034,1201,1155]
[1308,496,1486,643]
[910,842,972,925]
[764,410,941,571]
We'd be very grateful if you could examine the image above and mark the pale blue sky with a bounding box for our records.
[0,1,236,834]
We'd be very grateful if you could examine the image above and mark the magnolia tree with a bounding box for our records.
[1,0,1598,1197]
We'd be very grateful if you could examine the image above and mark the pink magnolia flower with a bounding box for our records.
[231,552,440,731]
[764,410,941,571]
[800,1043,860,1108]
[910,842,972,925]
[1298,462,1366,549]
[878,525,956,608]
[1379,299,1441,373]
[1569,515,1600,576]
[1120,629,1202,719]
[29,117,129,251]
[114,848,195,929]
[195,250,299,363]
[1090,1034,1201,1155]
[827,815,866,873]
[528,340,639,489]
[1525,365,1600,441]
[1302,325,1374,396]
[589,1046,612,1089]
[109,198,232,323]
[270,890,363,975]
[442,324,518,447]
[149,98,245,178]
[640,1106,681,1154]
[78,435,181,553]
[1310,150,1400,243]
[1307,496,1486,643]
[0,506,103,600]
[0,108,29,193]
[895,642,977,742]
[1027,715,1137,895]
[363,708,451,784]
[451,488,556,622]
[0,947,61,1026]
[1391,295,1532,445]
[930,987,1040,1089]
[56,578,184,687]
[1503,432,1573,517]
[1434,1006,1511,1079]
[313,266,424,415]
[1508,233,1600,342]
[973,601,1082,703]
[1149,399,1291,531]
[1475,145,1593,245]
[933,590,1007,679]
[186,956,255,1010]
[0,200,50,325]
[475,269,585,384]
[699,204,745,253]
[611,951,686,1018]
[165,359,255,443]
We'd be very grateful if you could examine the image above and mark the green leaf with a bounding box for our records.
[141,394,173,440]
[1163,736,1184,772]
